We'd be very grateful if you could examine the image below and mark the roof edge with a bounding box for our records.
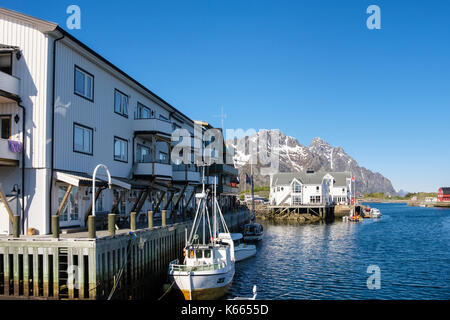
[0,7,58,33]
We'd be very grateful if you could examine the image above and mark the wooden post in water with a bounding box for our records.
[108,214,116,237]
[52,215,59,238]
[13,215,20,238]
[148,210,153,229]
[88,215,96,238]
[162,210,167,227]
[130,212,137,231]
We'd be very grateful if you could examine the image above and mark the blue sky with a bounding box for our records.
[3,0,450,192]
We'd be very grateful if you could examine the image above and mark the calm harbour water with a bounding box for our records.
[226,203,450,300]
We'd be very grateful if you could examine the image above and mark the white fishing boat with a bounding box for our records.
[219,233,256,262]
[168,171,235,300]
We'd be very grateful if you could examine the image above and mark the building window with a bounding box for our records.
[114,137,128,162]
[137,144,151,163]
[0,115,11,139]
[73,123,93,155]
[0,52,12,75]
[136,102,153,119]
[292,196,302,205]
[114,89,128,117]
[159,114,169,121]
[293,181,301,193]
[74,66,94,101]
[159,151,168,163]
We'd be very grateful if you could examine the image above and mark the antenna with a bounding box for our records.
[213,106,227,130]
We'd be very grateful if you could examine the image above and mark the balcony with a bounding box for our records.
[0,71,20,102]
[0,138,20,166]
[172,165,201,183]
[134,161,172,178]
[134,118,173,137]
[208,163,238,176]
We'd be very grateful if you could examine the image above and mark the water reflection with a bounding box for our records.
[227,203,450,300]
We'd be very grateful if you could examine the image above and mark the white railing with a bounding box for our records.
[0,71,20,96]
[169,261,227,272]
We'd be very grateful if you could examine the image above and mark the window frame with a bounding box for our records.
[0,52,13,75]
[74,65,94,102]
[114,136,128,163]
[0,115,11,140]
[114,89,129,118]
[136,102,153,119]
[73,122,93,156]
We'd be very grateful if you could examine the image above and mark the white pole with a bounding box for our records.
[92,164,111,217]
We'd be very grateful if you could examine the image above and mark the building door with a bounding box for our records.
[57,184,81,227]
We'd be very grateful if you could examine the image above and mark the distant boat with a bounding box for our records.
[243,223,264,241]
[370,208,382,218]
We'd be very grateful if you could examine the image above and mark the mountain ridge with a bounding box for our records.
[226,129,396,195]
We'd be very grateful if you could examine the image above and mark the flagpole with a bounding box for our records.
[251,162,255,221]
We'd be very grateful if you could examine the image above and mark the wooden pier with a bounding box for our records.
[268,204,335,220]
[0,209,250,300]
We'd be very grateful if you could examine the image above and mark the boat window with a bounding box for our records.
[188,250,195,259]
[203,249,211,258]
[195,250,203,258]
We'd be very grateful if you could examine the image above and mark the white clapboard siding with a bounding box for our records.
[0,13,51,169]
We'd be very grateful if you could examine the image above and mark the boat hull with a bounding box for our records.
[169,265,235,300]
[243,234,263,242]
[235,245,256,262]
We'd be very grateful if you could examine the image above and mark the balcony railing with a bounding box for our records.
[0,71,20,98]
[134,117,173,136]
[134,162,172,177]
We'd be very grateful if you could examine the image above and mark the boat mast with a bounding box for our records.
[251,162,255,221]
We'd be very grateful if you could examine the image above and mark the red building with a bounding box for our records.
[437,187,450,202]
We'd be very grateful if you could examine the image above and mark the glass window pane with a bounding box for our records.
[75,69,85,95]
[84,129,91,153]
[74,126,84,151]
[114,140,121,158]
[86,75,92,99]
[115,91,122,113]
[123,96,128,115]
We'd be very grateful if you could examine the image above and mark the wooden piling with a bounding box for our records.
[130,212,137,231]
[148,211,153,229]
[13,216,20,238]
[161,210,166,227]
[52,216,59,239]
[108,214,116,237]
[88,216,96,238]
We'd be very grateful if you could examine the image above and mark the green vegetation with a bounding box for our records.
[362,192,437,201]
[239,185,270,199]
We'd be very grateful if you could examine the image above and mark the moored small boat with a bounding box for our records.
[242,223,264,241]
[220,233,256,262]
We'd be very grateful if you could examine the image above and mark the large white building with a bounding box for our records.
[0,7,238,235]
[269,171,352,206]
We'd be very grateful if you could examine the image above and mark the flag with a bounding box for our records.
[351,176,355,182]
[245,173,253,185]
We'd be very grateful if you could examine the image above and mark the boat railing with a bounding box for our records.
[169,261,227,272]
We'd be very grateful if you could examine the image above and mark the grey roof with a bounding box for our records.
[272,171,351,187]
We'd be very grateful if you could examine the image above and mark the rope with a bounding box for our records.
[157,280,175,300]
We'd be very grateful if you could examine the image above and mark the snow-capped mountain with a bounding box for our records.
[226,129,396,195]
